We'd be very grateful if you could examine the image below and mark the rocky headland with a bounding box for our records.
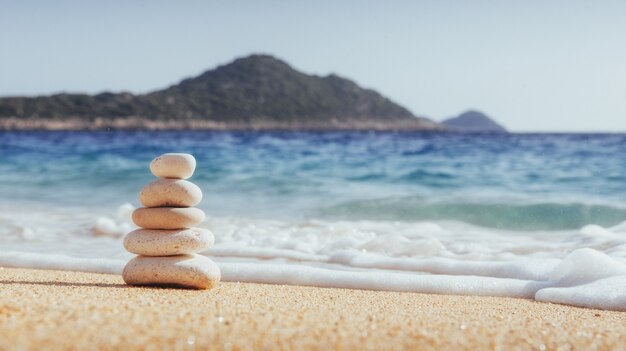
[0,55,441,131]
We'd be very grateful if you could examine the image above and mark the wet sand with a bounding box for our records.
[1,268,625,350]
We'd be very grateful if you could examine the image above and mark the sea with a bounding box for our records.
[1,131,625,311]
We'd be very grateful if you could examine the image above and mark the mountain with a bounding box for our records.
[441,110,507,132]
[0,55,441,131]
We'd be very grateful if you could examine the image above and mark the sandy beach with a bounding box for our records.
[0,268,624,350]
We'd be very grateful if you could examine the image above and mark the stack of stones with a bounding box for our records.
[122,153,221,290]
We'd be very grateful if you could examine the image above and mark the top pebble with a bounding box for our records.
[150,153,196,179]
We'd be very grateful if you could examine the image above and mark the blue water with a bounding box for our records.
[1,131,625,230]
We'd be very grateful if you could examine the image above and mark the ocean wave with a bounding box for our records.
[314,197,626,230]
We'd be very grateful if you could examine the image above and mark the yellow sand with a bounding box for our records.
[1,268,625,350]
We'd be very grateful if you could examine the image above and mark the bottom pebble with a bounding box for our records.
[123,254,221,290]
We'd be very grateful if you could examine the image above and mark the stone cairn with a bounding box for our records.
[122,153,221,289]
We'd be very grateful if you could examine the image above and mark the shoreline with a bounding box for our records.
[2,123,624,134]
[0,117,445,131]
[1,268,625,350]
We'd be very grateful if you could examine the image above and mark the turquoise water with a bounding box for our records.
[1,131,625,230]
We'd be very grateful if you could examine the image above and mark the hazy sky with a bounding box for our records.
[1,0,625,131]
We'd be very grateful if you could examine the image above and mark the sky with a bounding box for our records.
[1,0,625,132]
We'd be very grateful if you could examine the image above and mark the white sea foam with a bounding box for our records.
[91,203,135,237]
[536,276,626,311]
[0,204,625,311]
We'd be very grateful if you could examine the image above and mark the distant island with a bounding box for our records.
[0,55,443,131]
[442,110,507,133]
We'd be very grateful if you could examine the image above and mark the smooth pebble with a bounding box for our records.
[139,179,202,208]
[150,153,196,179]
[122,254,221,289]
[132,207,205,229]
[124,228,214,256]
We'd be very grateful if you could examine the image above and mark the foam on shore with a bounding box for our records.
[1,204,625,311]
[1,248,625,311]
